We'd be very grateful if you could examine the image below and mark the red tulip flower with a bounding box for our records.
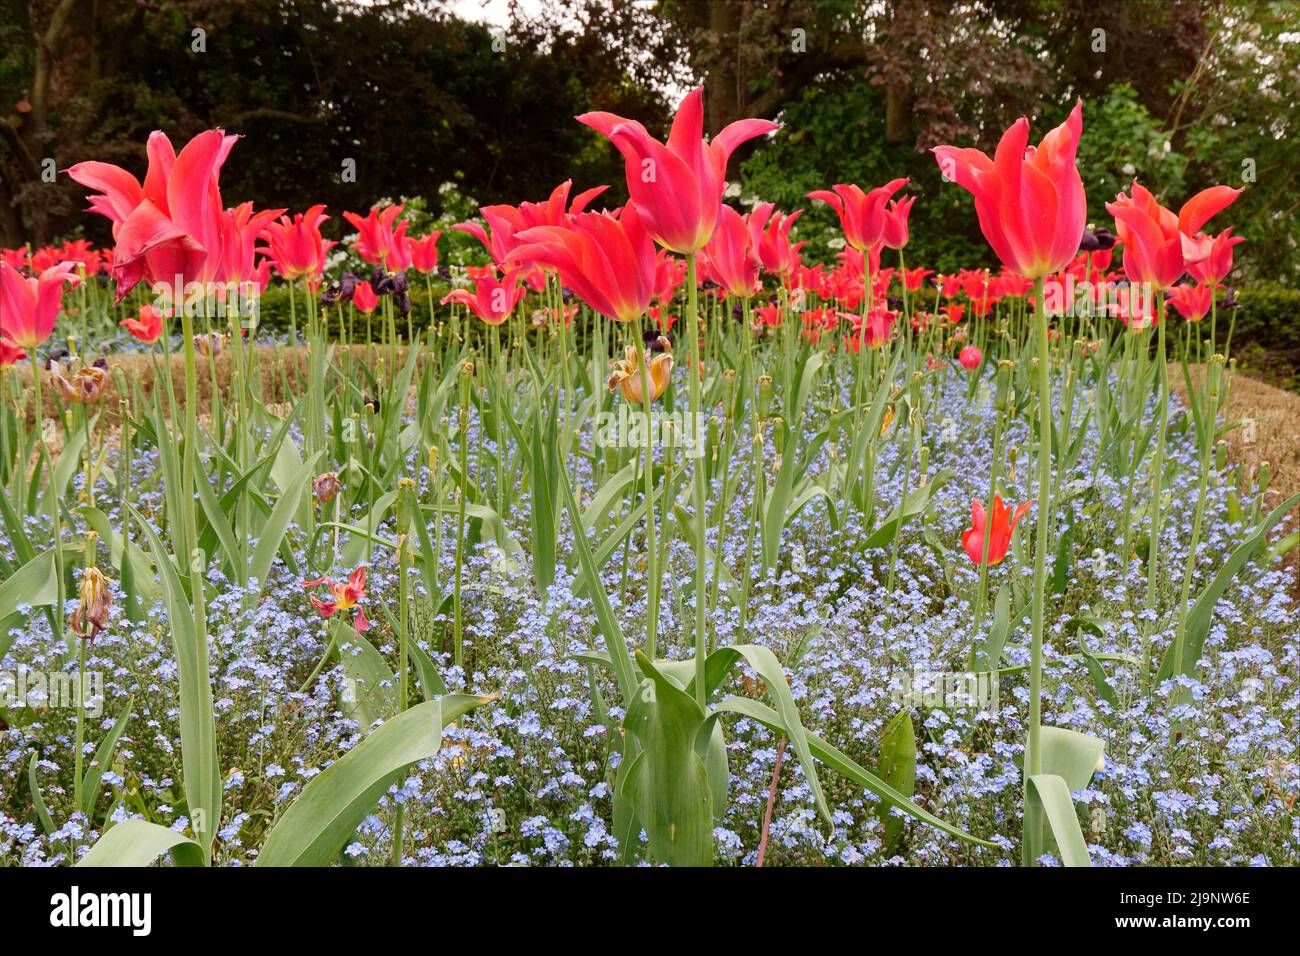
[962,495,1032,566]
[302,565,371,634]
[652,249,686,305]
[698,205,762,298]
[219,201,283,288]
[808,179,909,253]
[1184,228,1244,286]
[880,195,916,251]
[747,203,805,278]
[0,334,27,367]
[263,204,332,282]
[958,345,983,371]
[407,232,443,274]
[900,266,933,292]
[508,204,656,323]
[932,101,1086,279]
[121,304,167,344]
[577,87,778,253]
[440,270,527,326]
[1105,181,1240,290]
[1166,283,1214,323]
[352,280,380,315]
[343,204,411,272]
[68,130,242,300]
[0,260,82,349]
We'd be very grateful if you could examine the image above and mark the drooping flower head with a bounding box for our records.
[577,87,779,253]
[608,336,673,404]
[931,101,1086,279]
[121,304,167,344]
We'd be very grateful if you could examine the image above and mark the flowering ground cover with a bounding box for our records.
[0,86,1296,870]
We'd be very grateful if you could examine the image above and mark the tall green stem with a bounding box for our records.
[686,252,707,708]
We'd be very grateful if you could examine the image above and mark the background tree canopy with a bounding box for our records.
[1,0,1296,283]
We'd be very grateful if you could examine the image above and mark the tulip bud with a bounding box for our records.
[771,416,786,456]
[1215,440,1228,472]
[1257,461,1271,497]
[428,444,439,475]
[757,374,773,420]
[994,359,1014,411]
[396,477,418,548]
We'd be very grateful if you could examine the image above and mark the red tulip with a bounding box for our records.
[746,203,804,278]
[577,87,778,253]
[652,249,686,305]
[121,304,167,344]
[0,334,27,367]
[698,205,762,298]
[343,204,411,272]
[932,101,1086,279]
[845,306,896,351]
[901,266,934,292]
[302,565,371,634]
[1166,283,1214,323]
[808,179,909,253]
[880,196,916,251]
[439,270,527,326]
[958,345,983,371]
[507,204,656,323]
[407,232,443,274]
[262,204,332,282]
[0,260,82,349]
[219,201,283,288]
[962,495,1032,566]
[68,130,242,300]
[1105,181,1240,290]
[1184,228,1244,286]
[352,280,380,315]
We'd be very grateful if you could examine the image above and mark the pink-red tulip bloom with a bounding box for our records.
[1106,181,1241,290]
[440,271,527,326]
[407,232,443,274]
[747,203,804,278]
[958,345,983,371]
[121,304,167,344]
[0,336,26,367]
[302,565,371,634]
[508,204,656,323]
[1184,227,1244,286]
[808,179,909,253]
[880,196,916,251]
[68,130,247,300]
[1166,283,1214,323]
[698,204,762,299]
[343,204,411,272]
[352,280,380,315]
[0,260,82,349]
[578,87,778,253]
[932,101,1086,279]
[962,495,1032,566]
[263,204,332,282]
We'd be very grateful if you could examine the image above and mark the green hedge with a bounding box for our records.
[1224,282,1300,391]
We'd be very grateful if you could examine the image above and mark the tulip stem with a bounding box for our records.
[1142,308,1170,673]
[1023,274,1049,867]
[632,324,660,659]
[686,252,707,707]
[453,364,470,668]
